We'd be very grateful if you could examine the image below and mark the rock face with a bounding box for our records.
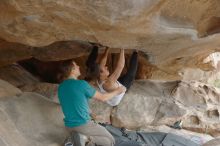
[0,0,220,47]
[89,98,113,124]
[1,63,220,138]
[1,1,220,145]
[0,79,216,146]
[0,64,39,87]
[0,0,220,78]
[110,80,220,137]
[1,64,220,137]
[0,79,22,98]
[0,90,67,146]
[202,138,220,146]
[21,83,59,103]
[0,78,66,146]
[0,39,92,67]
[111,80,183,128]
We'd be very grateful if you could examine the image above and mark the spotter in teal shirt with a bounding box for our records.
[58,79,96,128]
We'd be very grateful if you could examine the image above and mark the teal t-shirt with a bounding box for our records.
[58,78,96,128]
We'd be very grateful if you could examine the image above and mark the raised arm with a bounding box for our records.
[93,86,126,101]
[99,47,109,68]
[108,49,125,82]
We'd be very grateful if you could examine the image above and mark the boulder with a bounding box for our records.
[21,82,59,104]
[0,0,220,80]
[202,138,220,146]
[111,80,186,129]
[0,79,22,98]
[0,92,67,146]
[89,99,113,124]
[0,64,39,87]
[0,0,220,47]
[111,80,220,137]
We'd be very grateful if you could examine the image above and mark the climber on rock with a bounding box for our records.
[86,46,138,106]
[58,60,126,146]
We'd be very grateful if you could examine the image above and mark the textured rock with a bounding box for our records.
[111,80,185,129]
[203,138,220,146]
[0,39,32,67]
[0,39,92,67]
[0,92,67,146]
[89,99,113,124]
[0,79,215,146]
[32,40,92,61]
[160,0,220,37]
[0,79,22,98]
[111,80,220,136]
[17,79,113,122]
[21,83,59,103]
[198,17,220,37]
[0,64,39,87]
[1,38,218,82]
[172,81,220,136]
[0,0,220,75]
[0,0,220,47]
